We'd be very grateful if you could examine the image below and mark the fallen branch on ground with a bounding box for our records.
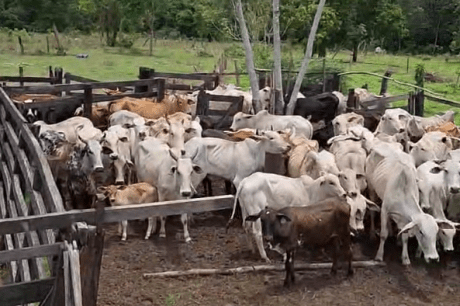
[142,260,385,278]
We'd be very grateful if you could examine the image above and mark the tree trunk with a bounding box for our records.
[352,44,358,62]
[285,0,326,115]
[272,0,284,115]
[234,0,261,114]
[433,18,441,55]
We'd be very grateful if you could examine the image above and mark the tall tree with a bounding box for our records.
[234,0,261,113]
[286,0,326,115]
[272,0,283,114]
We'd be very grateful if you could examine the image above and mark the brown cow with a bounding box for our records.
[109,94,194,119]
[97,183,158,241]
[246,198,353,287]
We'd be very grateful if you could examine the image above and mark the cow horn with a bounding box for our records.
[76,124,87,144]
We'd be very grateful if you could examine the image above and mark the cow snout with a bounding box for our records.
[115,180,124,185]
[450,187,460,194]
[341,193,347,199]
[348,191,358,198]
[399,128,405,133]
[181,191,192,197]
[94,166,104,173]
[427,256,440,264]
[110,153,119,160]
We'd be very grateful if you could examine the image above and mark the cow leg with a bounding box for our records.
[284,250,294,287]
[145,217,157,240]
[121,220,128,241]
[343,239,354,276]
[181,213,192,243]
[331,236,339,275]
[375,209,389,262]
[203,176,213,197]
[159,217,167,238]
[252,220,270,263]
[401,232,411,265]
[415,245,423,258]
[225,180,235,195]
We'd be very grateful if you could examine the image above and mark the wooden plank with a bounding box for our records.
[4,79,157,94]
[165,83,193,91]
[425,94,460,108]
[0,184,18,282]
[0,195,234,235]
[154,72,215,81]
[208,109,229,117]
[206,94,243,103]
[84,86,92,121]
[0,76,55,83]
[0,277,55,306]
[209,101,233,111]
[68,243,83,306]
[0,243,63,263]
[361,94,409,108]
[80,230,104,306]
[63,249,72,306]
[67,74,99,83]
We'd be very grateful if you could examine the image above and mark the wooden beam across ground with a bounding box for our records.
[0,195,234,235]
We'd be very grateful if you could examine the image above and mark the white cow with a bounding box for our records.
[185,130,291,188]
[101,125,133,185]
[374,108,411,136]
[366,142,450,265]
[134,138,203,242]
[109,110,146,127]
[229,172,347,262]
[332,112,365,136]
[34,116,100,144]
[332,91,347,116]
[230,110,313,140]
[417,160,460,252]
[409,132,452,167]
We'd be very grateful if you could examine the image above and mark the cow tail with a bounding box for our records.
[226,183,243,233]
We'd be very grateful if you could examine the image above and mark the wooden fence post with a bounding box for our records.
[407,92,415,115]
[347,88,356,111]
[64,73,71,96]
[380,70,392,96]
[80,230,105,306]
[155,78,165,101]
[196,89,209,116]
[136,67,154,93]
[55,67,63,96]
[19,66,24,87]
[322,58,326,93]
[48,66,54,83]
[234,60,240,87]
[84,85,93,121]
[415,90,424,117]
[18,36,24,55]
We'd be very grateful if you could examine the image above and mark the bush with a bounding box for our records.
[117,33,134,49]
[223,44,245,58]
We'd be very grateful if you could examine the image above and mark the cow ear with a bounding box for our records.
[119,136,128,142]
[436,220,456,230]
[319,177,326,186]
[170,166,177,174]
[187,99,194,105]
[193,165,203,174]
[429,166,445,174]
[194,116,200,123]
[397,221,417,237]
[276,214,292,224]
[123,123,135,129]
[364,197,381,212]
[356,173,366,180]
[97,186,106,193]
[185,128,193,133]
[57,132,66,140]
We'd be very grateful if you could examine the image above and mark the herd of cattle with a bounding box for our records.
[23,84,460,287]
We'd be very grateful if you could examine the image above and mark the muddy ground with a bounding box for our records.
[97,179,460,306]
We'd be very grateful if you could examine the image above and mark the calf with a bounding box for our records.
[98,183,158,240]
[246,200,353,287]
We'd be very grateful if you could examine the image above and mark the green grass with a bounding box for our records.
[2,31,460,123]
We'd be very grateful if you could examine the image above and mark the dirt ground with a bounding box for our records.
[97,179,460,306]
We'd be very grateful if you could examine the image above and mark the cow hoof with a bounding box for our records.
[264,258,272,264]
[185,237,192,243]
[159,233,166,238]
[121,237,126,241]
[402,259,411,266]
[144,236,150,240]
[375,256,383,262]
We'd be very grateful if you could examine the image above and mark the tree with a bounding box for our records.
[286,0,326,115]
[273,0,284,114]
[233,0,261,113]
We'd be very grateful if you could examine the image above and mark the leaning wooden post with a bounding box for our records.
[347,88,356,111]
[19,66,24,87]
[84,85,93,121]
[380,70,392,96]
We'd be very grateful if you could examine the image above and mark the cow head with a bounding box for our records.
[169,149,202,198]
[346,194,380,232]
[39,130,67,156]
[245,206,292,243]
[258,86,272,111]
[249,130,291,154]
[409,141,437,168]
[338,169,360,199]
[318,174,347,200]
[101,126,131,185]
[184,117,202,142]
[229,112,254,131]
[436,220,457,252]
[406,117,425,142]
[398,214,441,263]
[332,113,364,136]
[376,109,410,135]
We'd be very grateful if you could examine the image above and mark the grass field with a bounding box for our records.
[2,31,460,122]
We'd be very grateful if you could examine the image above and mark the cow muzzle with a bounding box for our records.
[109,153,119,160]
[263,235,274,243]
[450,187,460,194]
[348,191,358,198]
[94,166,104,173]
[181,191,192,197]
